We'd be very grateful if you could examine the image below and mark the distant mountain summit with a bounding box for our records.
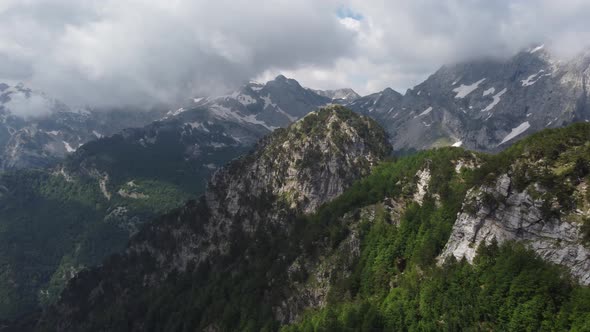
[0,75,332,171]
[348,45,590,152]
[75,74,335,194]
[311,88,360,102]
[185,75,332,130]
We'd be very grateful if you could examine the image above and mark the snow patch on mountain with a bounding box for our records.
[243,114,278,131]
[530,44,544,54]
[312,88,360,101]
[166,108,186,117]
[63,141,76,153]
[499,121,530,145]
[482,87,495,96]
[186,122,209,132]
[276,107,297,122]
[210,104,276,131]
[261,95,276,110]
[521,70,546,87]
[453,78,486,98]
[481,88,507,112]
[415,106,433,118]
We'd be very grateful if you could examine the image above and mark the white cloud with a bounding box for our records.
[284,0,590,95]
[4,91,54,118]
[339,17,361,31]
[0,0,354,108]
[1,0,590,109]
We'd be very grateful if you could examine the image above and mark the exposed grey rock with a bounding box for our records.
[310,88,361,102]
[187,75,331,131]
[348,46,590,152]
[413,166,431,205]
[133,106,388,278]
[439,174,590,285]
[276,206,363,323]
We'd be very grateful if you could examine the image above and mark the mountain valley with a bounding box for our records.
[20,107,590,331]
[1,46,590,331]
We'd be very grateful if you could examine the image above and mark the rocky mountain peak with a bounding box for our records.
[186,75,330,130]
[267,74,300,88]
[348,46,590,153]
[382,87,402,97]
[210,105,390,214]
[35,105,390,331]
[274,74,288,81]
[311,88,361,102]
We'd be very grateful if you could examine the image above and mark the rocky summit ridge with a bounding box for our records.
[348,45,590,153]
[34,105,390,331]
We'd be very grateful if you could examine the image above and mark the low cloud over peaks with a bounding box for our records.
[0,0,354,108]
[2,0,590,111]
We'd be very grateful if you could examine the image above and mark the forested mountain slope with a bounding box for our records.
[25,109,590,331]
[32,106,390,331]
[0,75,336,321]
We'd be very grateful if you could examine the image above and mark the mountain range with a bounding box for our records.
[4,45,590,174]
[348,45,590,152]
[26,106,590,331]
[1,46,590,330]
[0,75,340,320]
[0,83,168,170]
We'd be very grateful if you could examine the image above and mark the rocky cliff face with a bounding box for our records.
[438,124,590,284]
[440,173,590,284]
[127,106,388,281]
[348,46,590,153]
[35,106,390,331]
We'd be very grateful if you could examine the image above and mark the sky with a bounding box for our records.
[1,0,590,110]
